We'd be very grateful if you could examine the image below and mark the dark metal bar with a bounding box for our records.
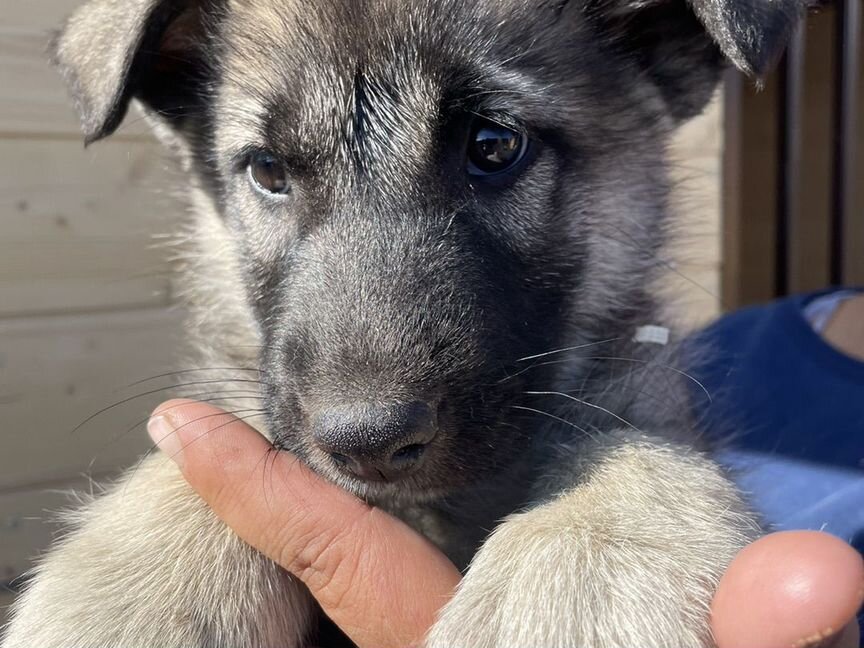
[722,68,783,308]
[832,0,862,285]
[721,71,746,310]
[777,24,807,298]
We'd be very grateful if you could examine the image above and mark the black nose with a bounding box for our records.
[312,401,438,482]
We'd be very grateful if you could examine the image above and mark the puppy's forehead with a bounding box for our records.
[215,0,570,160]
[223,0,522,70]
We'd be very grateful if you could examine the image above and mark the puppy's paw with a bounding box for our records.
[427,443,757,648]
[427,506,716,648]
[1,459,314,648]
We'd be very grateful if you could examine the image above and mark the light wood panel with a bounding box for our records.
[0,29,82,137]
[0,308,186,491]
[0,478,95,589]
[671,94,724,158]
[0,139,182,317]
[667,96,723,328]
[0,476,104,629]
[0,2,150,138]
[4,0,82,32]
[0,588,16,633]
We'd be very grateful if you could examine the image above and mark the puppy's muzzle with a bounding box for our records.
[312,401,439,482]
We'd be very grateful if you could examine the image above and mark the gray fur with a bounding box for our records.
[3,0,807,646]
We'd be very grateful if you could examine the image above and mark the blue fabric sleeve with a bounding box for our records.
[687,290,864,640]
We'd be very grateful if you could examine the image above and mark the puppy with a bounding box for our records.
[2,0,809,646]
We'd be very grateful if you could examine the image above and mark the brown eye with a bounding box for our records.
[248,152,290,195]
[467,119,527,175]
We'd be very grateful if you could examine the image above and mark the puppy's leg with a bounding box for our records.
[2,455,314,648]
[426,436,758,648]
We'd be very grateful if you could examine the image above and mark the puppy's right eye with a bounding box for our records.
[467,119,527,176]
[248,152,290,195]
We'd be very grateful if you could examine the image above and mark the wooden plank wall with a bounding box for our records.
[667,95,724,328]
[0,2,186,613]
[0,0,725,624]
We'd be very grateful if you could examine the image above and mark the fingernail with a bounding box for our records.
[793,623,855,648]
[147,413,185,469]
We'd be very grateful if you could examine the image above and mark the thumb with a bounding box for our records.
[147,400,461,648]
[712,531,863,648]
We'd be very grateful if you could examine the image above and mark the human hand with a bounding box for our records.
[148,401,863,648]
[147,399,460,648]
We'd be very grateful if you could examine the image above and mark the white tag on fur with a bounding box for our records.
[633,325,670,346]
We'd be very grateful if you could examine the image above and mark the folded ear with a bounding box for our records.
[590,0,812,120]
[600,0,813,77]
[687,0,813,76]
[51,0,216,144]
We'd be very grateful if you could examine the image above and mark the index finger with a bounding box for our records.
[148,400,461,648]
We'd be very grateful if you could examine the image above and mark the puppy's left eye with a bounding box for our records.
[248,152,290,195]
[467,119,527,176]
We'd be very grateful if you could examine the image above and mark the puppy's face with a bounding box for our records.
[211,1,673,499]
[206,0,719,500]
[54,0,806,502]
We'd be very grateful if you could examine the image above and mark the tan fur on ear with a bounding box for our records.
[51,0,210,144]
[51,0,157,143]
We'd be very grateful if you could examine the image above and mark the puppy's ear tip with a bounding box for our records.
[723,42,782,79]
[53,66,116,145]
[51,30,126,145]
[82,127,106,147]
[691,0,812,77]
[80,104,127,145]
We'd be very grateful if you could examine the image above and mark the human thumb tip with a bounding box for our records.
[147,399,253,469]
[712,531,863,648]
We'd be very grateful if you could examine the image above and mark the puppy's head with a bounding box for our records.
[54,0,809,501]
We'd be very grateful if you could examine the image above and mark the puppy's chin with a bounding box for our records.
[302,455,455,506]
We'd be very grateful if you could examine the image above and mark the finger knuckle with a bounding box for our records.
[278,504,375,611]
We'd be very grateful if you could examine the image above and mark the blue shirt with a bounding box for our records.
[689,290,864,641]
[689,289,864,552]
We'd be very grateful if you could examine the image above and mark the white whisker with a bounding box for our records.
[517,356,713,403]
[509,405,595,438]
[515,338,622,363]
[524,391,641,433]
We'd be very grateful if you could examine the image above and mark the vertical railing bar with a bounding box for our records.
[777,23,807,297]
[832,0,861,286]
[721,71,744,310]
